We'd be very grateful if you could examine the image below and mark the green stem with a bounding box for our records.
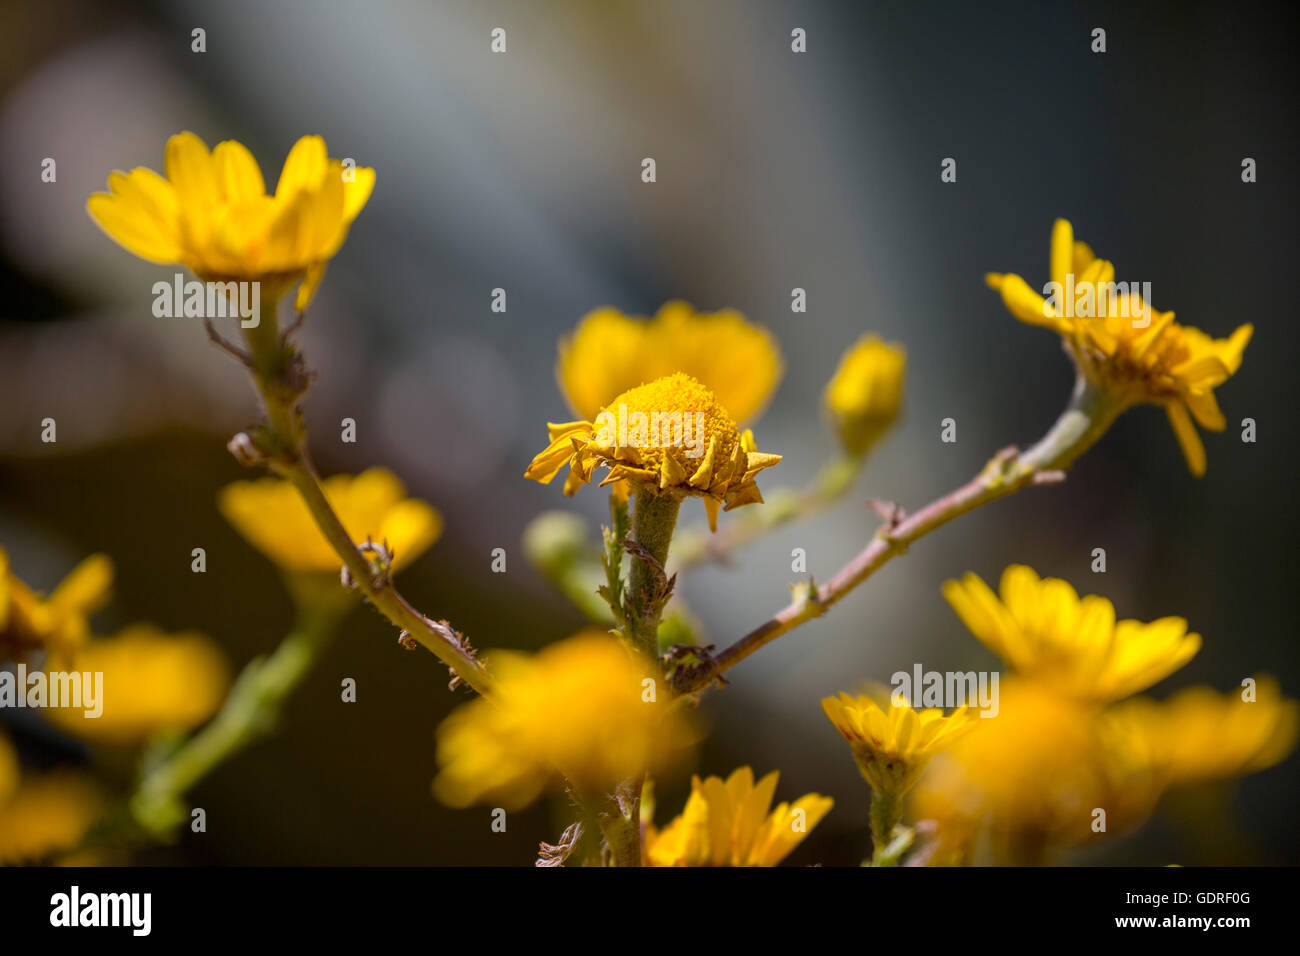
[625,491,681,659]
[869,789,903,865]
[130,596,347,836]
[236,301,494,697]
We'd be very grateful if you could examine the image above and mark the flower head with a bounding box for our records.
[46,625,230,745]
[557,301,783,424]
[823,335,906,456]
[912,681,1133,858]
[1109,676,1299,787]
[986,219,1251,475]
[0,548,112,665]
[943,565,1200,702]
[88,132,375,312]
[821,693,977,796]
[524,372,781,530]
[644,766,832,867]
[0,766,103,865]
[219,467,442,576]
[434,631,694,811]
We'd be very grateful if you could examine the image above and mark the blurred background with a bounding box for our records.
[0,0,1296,864]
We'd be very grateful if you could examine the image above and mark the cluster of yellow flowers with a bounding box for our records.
[5,130,1279,868]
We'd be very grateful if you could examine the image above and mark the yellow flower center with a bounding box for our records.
[597,373,738,475]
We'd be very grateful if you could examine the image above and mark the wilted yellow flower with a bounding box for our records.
[986,219,1251,475]
[823,335,905,456]
[434,631,693,811]
[1110,676,1299,788]
[645,766,832,867]
[0,768,104,866]
[557,301,783,424]
[943,564,1200,702]
[822,693,977,796]
[88,132,375,312]
[0,548,112,665]
[219,467,442,575]
[524,373,781,531]
[45,625,230,745]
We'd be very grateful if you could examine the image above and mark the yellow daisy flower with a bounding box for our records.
[0,548,113,665]
[0,768,104,866]
[45,625,230,746]
[823,335,906,457]
[433,631,693,811]
[524,372,781,531]
[557,301,783,424]
[87,132,375,312]
[219,467,442,575]
[913,681,1125,859]
[986,218,1251,475]
[644,766,832,867]
[942,564,1200,702]
[1109,676,1299,787]
[821,693,977,796]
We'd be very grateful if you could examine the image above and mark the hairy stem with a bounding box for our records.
[234,301,494,697]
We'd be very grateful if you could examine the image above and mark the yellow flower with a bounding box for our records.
[45,625,230,745]
[0,768,104,866]
[823,335,906,456]
[524,373,781,531]
[557,301,783,424]
[943,564,1200,702]
[219,467,442,575]
[0,733,15,805]
[1109,676,1299,788]
[913,681,1126,859]
[0,548,112,664]
[434,631,693,811]
[822,693,977,796]
[645,767,832,867]
[986,219,1251,475]
[88,132,375,312]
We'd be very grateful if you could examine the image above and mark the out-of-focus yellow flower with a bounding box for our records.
[524,373,781,531]
[913,681,1127,860]
[0,548,112,665]
[219,467,442,575]
[0,730,103,866]
[88,132,375,312]
[557,301,783,425]
[1110,676,1299,788]
[943,564,1200,702]
[45,625,230,745]
[644,766,832,867]
[434,631,694,811]
[0,733,16,805]
[822,693,977,796]
[823,335,905,457]
[986,219,1251,475]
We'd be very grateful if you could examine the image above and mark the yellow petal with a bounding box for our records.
[1165,402,1207,477]
[212,139,267,203]
[275,134,328,198]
